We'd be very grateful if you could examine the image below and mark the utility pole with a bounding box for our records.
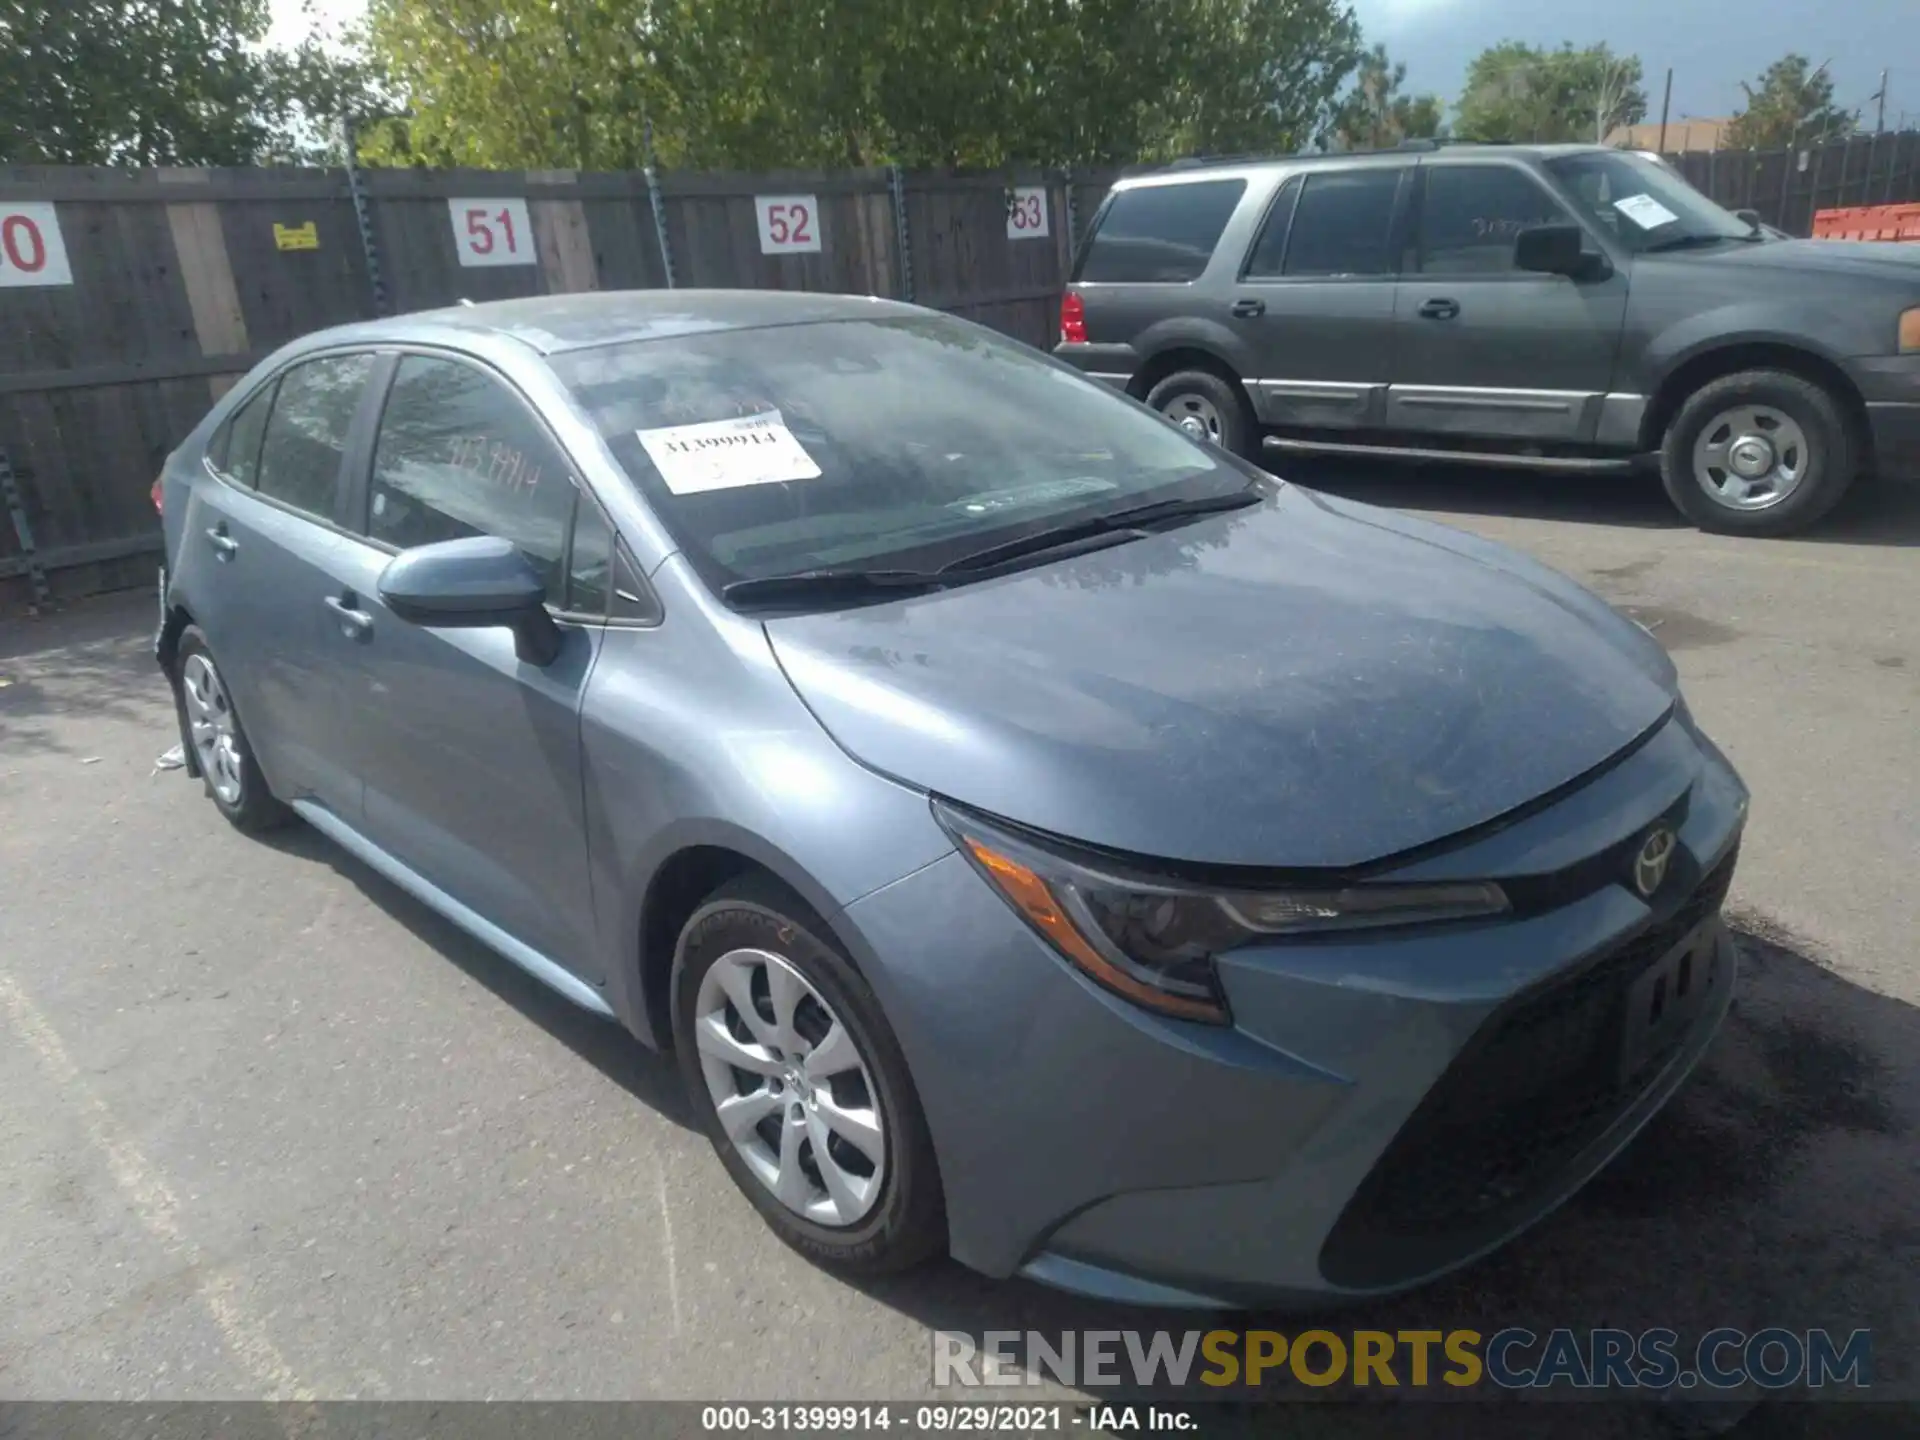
[1875,70,1889,133]
[1657,67,1673,153]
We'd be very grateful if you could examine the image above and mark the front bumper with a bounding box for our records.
[843,709,1747,1307]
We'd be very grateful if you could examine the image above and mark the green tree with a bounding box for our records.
[1453,41,1645,145]
[1725,55,1855,150]
[0,0,377,165]
[1329,43,1443,150]
[361,0,1365,172]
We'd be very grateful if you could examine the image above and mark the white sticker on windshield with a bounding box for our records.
[636,410,823,495]
[1614,193,1680,230]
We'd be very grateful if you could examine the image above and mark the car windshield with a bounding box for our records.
[1543,150,1756,252]
[549,315,1250,594]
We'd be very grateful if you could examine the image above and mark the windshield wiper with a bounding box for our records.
[721,568,942,606]
[936,487,1263,576]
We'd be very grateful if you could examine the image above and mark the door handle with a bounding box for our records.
[205,525,238,559]
[323,592,373,639]
[1230,297,1266,319]
[1417,298,1460,320]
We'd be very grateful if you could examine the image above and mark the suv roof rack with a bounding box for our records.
[1143,138,1499,175]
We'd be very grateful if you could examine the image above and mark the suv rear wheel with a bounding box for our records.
[1658,369,1858,536]
[1145,369,1258,460]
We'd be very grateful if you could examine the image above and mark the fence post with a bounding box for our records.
[889,164,914,304]
[342,116,389,316]
[0,447,50,611]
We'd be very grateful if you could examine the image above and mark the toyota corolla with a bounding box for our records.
[154,291,1747,1307]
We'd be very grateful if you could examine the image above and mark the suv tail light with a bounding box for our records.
[1059,290,1087,345]
[150,476,163,515]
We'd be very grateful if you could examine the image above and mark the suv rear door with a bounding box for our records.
[1387,157,1629,443]
[1229,163,1411,430]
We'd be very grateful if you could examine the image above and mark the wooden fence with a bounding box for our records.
[1663,129,1920,236]
[0,163,1122,610]
[4,135,1918,610]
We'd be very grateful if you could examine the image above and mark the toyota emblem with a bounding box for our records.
[1633,826,1678,898]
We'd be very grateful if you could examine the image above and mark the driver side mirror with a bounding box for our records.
[377,536,563,667]
[1733,208,1763,229]
[1514,223,1606,279]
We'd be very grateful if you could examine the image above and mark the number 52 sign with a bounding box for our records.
[449,198,535,267]
[755,195,821,254]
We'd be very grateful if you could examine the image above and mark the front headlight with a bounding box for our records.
[936,802,1508,1026]
[1900,307,1920,354]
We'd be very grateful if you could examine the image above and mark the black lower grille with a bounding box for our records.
[1319,845,1738,1289]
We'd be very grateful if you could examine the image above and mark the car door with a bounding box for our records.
[1388,159,1630,443]
[179,351,382,815]
[1228,165,1410,430]
[316,351,607,983]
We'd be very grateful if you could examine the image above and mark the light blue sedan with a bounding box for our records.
[154,291,1747,1306]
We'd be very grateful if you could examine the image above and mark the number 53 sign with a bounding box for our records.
[449,198,535,267]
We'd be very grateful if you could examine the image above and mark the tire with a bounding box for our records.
[1145,368,1259,459]
[1658,369,1858,536]
[673,875,945,1275]
[173,626,293,834]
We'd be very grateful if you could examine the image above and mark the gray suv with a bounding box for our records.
[1055,143,1920,536]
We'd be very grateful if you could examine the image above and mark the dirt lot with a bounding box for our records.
[1,465,1915,1436]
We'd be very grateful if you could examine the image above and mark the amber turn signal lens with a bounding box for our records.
[961,837,1226,1023]
[1900,308,1920,354]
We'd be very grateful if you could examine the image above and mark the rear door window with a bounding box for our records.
[210,380,277,487]
[1078,180,1248,283]
[1283,169,1404,278]
[255,354,377,519]
[1242,177,1302,278]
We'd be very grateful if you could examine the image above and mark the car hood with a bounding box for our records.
[763,487,1677,869]
[1700,237,1920,281]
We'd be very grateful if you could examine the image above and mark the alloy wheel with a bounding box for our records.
[1691,404,1809,511]
[693,947,887,1227]
[181,652,244,806]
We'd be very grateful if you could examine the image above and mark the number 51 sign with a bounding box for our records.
[449,198,535,267]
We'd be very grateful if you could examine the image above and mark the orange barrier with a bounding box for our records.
[1811,202,1920,241]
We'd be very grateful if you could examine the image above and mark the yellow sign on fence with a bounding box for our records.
[272,221,319,252]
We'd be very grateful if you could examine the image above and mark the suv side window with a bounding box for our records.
[1242,177,1302,279]
[1078,180,1247,284]
[368,354,581,600]
[1283,169,1402,278]
[1418,165,1573,275]
[255,354,377,517]
[210,380,277,487]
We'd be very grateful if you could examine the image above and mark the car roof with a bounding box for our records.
[307,289,924,357]
[1111,142,1619,190]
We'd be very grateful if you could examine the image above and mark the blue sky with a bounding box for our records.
[271,0,1916,130]
[1354,0,1913,126]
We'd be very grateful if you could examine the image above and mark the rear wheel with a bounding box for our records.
[673,876,944,1275]
[174,626,292,833]
[1145,368,1258,459]
[1658,369,1857,535]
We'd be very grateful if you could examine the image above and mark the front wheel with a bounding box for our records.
[1145,369,1259,459]
[673,876,945,1275]
[1658,370,1858,536]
